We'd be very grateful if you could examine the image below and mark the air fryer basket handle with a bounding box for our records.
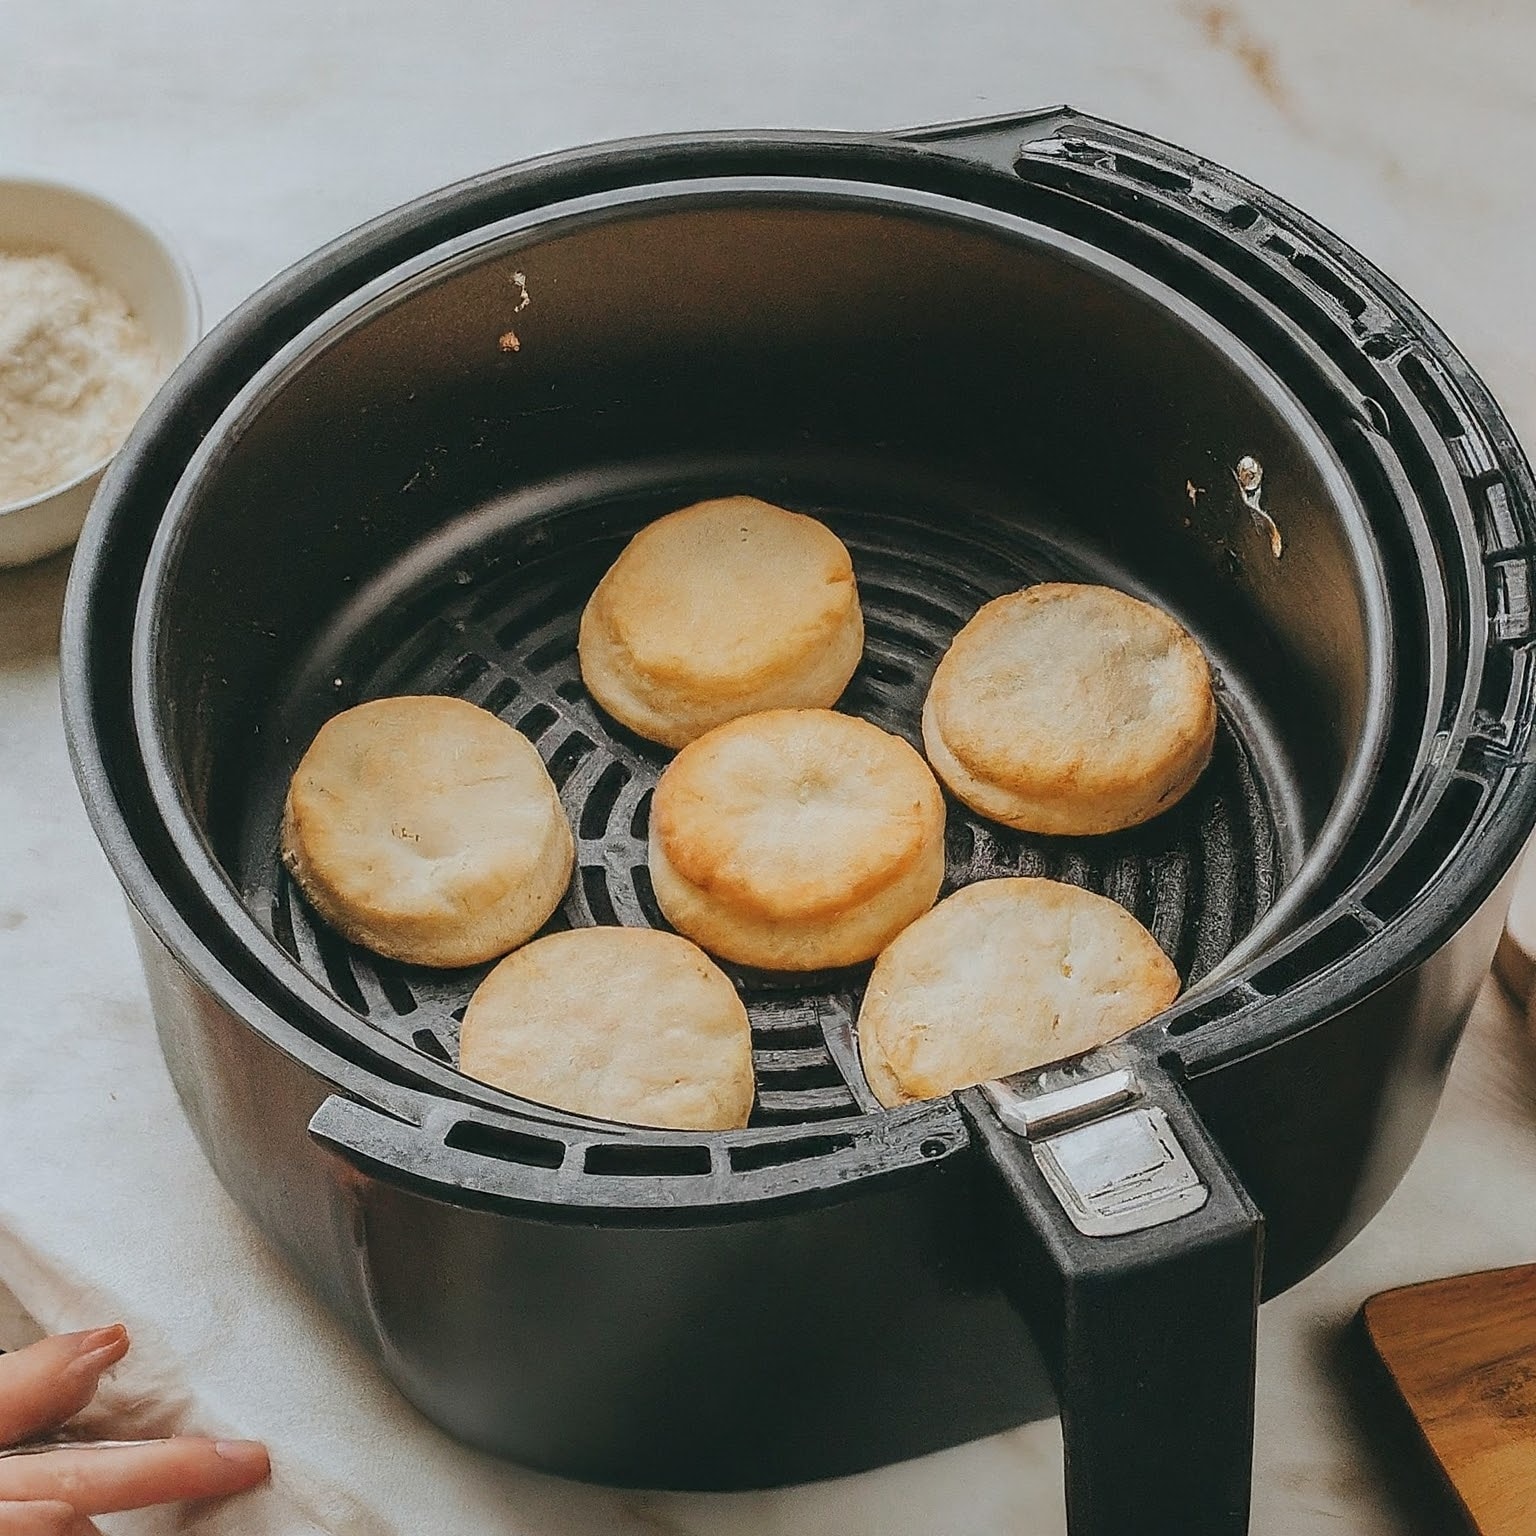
[959,1064,1263,1536]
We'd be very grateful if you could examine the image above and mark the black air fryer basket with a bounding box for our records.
[62,111,1536,1536]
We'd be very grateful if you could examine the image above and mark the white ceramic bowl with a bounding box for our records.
[0,177,199,567]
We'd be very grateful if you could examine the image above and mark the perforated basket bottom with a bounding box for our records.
[238,475,1288,1128]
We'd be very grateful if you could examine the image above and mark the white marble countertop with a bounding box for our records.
[3,2,1536,1532]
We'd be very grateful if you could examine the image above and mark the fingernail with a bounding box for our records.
[73,1324,128,1355]
[63,1326,129,1380]
[214,1439,269,1468]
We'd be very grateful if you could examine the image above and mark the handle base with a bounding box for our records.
[963,1065,1263,1536]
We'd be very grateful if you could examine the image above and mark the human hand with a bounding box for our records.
[0,1325,269,1533]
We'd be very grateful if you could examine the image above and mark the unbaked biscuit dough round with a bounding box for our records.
[922,583,1217,835]
[649,708,946,971]
[459,928,755,1130]
[578,496,864,748]
[281,695,574,968]
[857,877,1180,1106]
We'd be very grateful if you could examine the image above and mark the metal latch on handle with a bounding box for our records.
[982,1070,1210,1237]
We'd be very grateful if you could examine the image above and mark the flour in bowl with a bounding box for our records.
[0,249,160,506]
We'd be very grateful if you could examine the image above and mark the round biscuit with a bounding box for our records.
[922,583,1216,835]
[578,496,864,748]
[856,877,1180,1106]
[280,695,574,968]
[649,708,946,970]
[459,928,755,1130]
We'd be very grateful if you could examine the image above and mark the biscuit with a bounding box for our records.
[649,708,946,970]
[459,928,755,1130]
[922,583,1216,835]
[281,695,574,968]
[578,496,864,748]
[857,877,1180,1106]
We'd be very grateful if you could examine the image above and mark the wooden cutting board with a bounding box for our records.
[1362,1264,1536,1535]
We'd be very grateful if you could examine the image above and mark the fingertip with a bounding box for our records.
[60,1326,128,1356]
[212,1439,267,1464]
[212,1439,271,1484]
[64,1330,130,1382]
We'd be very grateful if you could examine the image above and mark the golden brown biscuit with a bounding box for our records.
[649,708,945,970]
[281,695,573,968]
[459,928,754,1130]
[922,583,1216,835]
[578,496,864,748]
[857,877,1179,1106]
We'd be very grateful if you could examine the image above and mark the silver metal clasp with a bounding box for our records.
[983,1071,1210,1237]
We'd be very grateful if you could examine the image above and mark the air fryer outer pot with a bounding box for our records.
[61,109,1536,1533]
[129,885,1509,1489]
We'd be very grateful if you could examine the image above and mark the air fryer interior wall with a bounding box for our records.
[153,187,1379,841]
[137,182,1395,1120]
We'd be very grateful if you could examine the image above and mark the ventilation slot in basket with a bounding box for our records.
[730,1133,855,1173]
[411,1027,452,1062]
[445,1120,565,1169]
[546,730,596,788]
[1112,153,1191,192]
[1248,914,1371,996]
[580,761,633,840]
[1165,985,1257,1037]
[1474,645,1517,745]
[1362,775,1486,922]
[1289,251,1368,321]
[584,1142,712,1177]
[517,702,559,739]
[1400,352,1465,440]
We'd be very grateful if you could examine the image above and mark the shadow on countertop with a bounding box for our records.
[0,547,72,672]
[1331,1314,1473,1536]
